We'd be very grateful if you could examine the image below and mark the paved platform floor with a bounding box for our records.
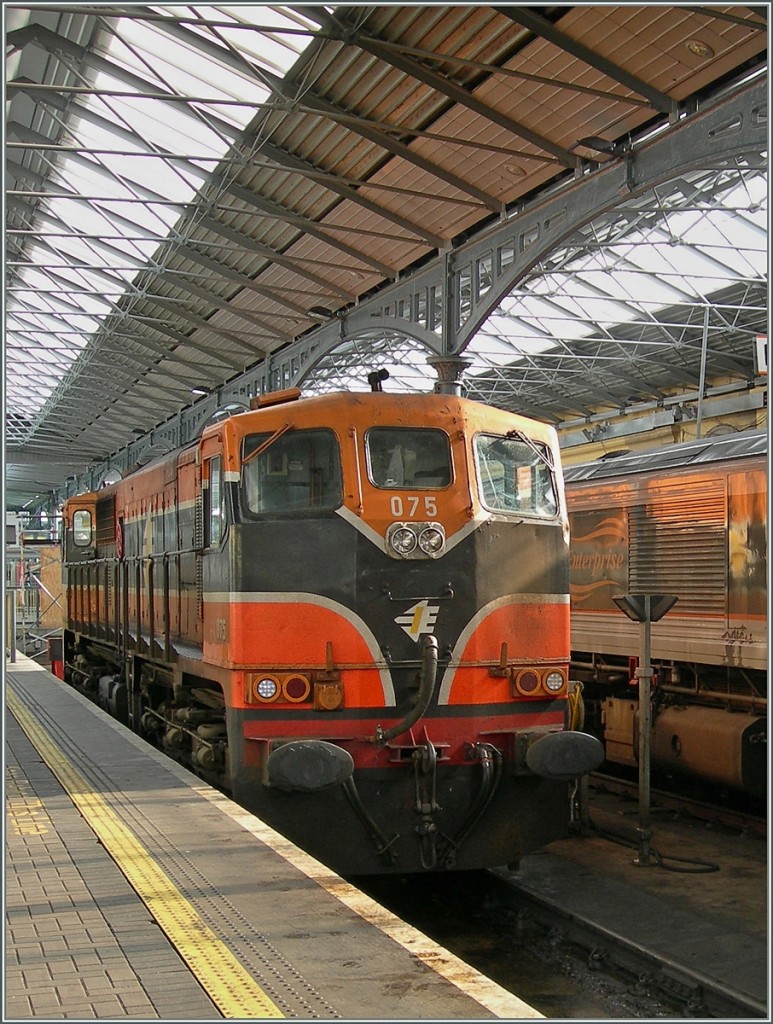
[5,655,541,1020]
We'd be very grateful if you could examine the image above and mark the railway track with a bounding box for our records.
[355,777,766,1020]
[590,771,766,839]
[488,867,767,1020]
[356,869,683,1019]
[359,860,765,1020]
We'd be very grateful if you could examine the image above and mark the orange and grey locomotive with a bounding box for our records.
[61,385,602,874]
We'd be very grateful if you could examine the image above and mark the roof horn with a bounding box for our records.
[368,369,389,392]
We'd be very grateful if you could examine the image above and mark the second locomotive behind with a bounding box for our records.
[61,383,602,875]
[565,430,767,800]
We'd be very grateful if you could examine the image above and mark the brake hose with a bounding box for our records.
[373,634,438,744]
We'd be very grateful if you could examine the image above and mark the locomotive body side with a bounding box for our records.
[564,431,767,798]
[62,389,602,874]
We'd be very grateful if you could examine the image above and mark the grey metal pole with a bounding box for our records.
[695,305,709,439]
[613,592,676,868]
[634,595,653,866]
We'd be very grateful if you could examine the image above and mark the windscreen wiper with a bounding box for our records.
[242,423,293,466]
[505,429,554,471]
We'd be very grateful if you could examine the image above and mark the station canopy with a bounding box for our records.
[4,4,768,511]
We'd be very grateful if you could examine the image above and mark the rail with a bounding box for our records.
[590,772,765,839]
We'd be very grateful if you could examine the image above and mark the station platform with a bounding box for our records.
[4,654,539,1021]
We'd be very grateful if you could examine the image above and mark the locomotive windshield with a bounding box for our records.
[475,434,558,517]
[242,429,342,513]
[366,428,452,489]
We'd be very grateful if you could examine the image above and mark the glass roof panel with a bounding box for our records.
[459,163,767,379]
[108,20,272,114]
[150,4,319,76]
[6,6,327,423]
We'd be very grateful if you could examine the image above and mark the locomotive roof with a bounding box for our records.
[213,386,557,428]
[563,429,768,483]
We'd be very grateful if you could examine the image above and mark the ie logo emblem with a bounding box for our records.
[395,600,440,642]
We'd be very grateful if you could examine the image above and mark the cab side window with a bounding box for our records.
[206,456,224,546]
[242,429,342,514]
[73,509,93,546]
[475,434,558,517]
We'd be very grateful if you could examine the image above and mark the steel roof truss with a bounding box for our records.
[249,139,443,248]
[139,294,265,357]
[260,68,504,214]
[366,36,651,108]
[142,275,294,338]
[300,6,578,167]
[493,6,674,114]
[194,214,355,301]
[177,243,329,320]
[6,23,237,150]
[131,318,244,372]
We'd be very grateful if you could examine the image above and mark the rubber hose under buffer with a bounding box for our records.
[439,741,503,868]
[374,634,439,744]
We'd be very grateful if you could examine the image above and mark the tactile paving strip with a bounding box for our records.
[8,685,288,1020]
[9,679,343,1018]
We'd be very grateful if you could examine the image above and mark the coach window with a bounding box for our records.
[73,509,93,546]
[242,429,342,514]
[206,456,224,546]
[475,434,558,518]
[366,428,452,489]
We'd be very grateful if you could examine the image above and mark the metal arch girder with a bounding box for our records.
[50,77,767,507]
[266,75,767,389]
[440,76,768,356]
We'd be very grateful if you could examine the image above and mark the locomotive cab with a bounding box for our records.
[63,499,97,562]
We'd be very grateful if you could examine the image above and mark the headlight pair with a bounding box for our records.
[386,521,446,559]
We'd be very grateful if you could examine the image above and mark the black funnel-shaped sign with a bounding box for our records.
[612,593,678,623]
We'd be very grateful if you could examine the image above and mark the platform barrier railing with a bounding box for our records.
[6,590,18,663]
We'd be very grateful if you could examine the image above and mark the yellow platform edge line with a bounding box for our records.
[6,685,284,1020]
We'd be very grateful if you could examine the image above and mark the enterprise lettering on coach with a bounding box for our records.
[570,552,625,572]
[395,600,440,642]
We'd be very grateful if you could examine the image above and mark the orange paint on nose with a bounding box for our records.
[442,600,569,705]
